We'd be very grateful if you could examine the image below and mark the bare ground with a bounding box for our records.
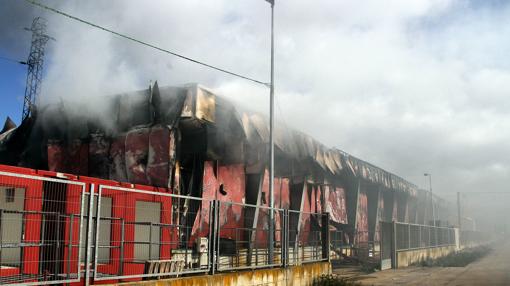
[335,243,510,286]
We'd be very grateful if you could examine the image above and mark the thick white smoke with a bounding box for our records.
[5,0,510,217]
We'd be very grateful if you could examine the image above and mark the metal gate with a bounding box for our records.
[380,221,393,270]
[0,170,87,286]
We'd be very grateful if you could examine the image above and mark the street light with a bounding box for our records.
[424,173,436,227]
[264,0,276,264]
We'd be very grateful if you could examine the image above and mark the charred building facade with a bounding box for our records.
[0,83,454,243]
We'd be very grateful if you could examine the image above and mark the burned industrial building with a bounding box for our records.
[0,82,455,284]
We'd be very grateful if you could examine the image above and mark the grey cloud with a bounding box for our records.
[0,1,39,58]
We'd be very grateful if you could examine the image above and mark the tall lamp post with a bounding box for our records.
[265,0,275,264]
[424,173,436,227]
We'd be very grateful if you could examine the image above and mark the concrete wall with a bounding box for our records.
[396,245,457,268]
[105,261,331,286]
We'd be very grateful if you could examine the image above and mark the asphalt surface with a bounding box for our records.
[345,244,510,285]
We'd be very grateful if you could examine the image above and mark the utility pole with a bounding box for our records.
[266,0,275,265]
[22,17,53,121]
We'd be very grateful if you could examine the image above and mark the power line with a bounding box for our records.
[443,191,510,195]
[0,56,27,65]
[25,0,269,87]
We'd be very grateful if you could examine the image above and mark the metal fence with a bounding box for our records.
[328,229,381,264]
[214,204,329,271]
[329,230,345,260]
[214,201,285,271]
[0,170,329,285]
[0,171,87,286]
[395,222,456,251]
[287,211,328,265]
[353,230,380,263]
[92,185,212,281]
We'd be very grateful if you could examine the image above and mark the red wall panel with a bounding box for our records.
[146,126,174,188]
[125,128,150,185]
[191,161,245,243]
[47,140,67,172]
[356,190,368,243]
[325,186,348,225]
[109,134,128,182]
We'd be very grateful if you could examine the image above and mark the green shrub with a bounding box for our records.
[417,245,491,267]
[360,262,379,273]
[312,274,361,286]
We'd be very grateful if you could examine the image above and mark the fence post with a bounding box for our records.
[282,209,287,267]
[85,184,95,286]
[268,207,273,266]
[286,209,291,266]
[55,214,62,277]
[21,211,26,274]
[208,200,218,275]
[321,213,330,261]
[216,201,221,270]
[148,222,153,260]
[93,189,103,279]
[435,226,438,247]
[427,223,432,247]
[119,219,125,276]
[67,214,74,280]
[391,221,397,269]
[419,225,422,248]
[39,214,45,276]
[208,200,214,274]
[408,224,411,250]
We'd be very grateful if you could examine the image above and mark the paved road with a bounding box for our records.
[350,244,510,285]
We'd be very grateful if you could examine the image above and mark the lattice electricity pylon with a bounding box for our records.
[22,17,53,121]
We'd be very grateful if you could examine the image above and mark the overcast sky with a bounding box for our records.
[1,0,510,208]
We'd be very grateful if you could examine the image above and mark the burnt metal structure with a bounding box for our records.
[0,82,463,282]
[22,17,52,121]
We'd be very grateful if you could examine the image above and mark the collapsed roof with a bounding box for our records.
[0,82,418,196]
